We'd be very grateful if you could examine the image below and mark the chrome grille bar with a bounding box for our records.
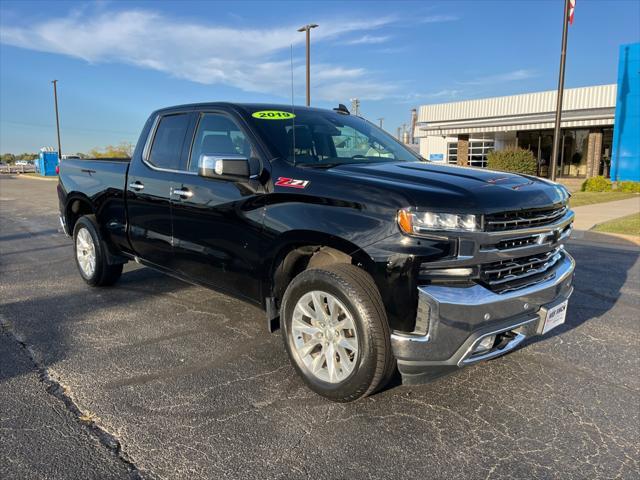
[485,206,568,232]
[480,247,563,290]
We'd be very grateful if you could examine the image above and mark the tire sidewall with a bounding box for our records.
[281,268,379,400]
[73,216,104,285]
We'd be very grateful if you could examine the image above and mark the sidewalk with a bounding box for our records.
[571,196,640,231]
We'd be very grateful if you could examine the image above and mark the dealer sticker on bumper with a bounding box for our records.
[543,300,568,334]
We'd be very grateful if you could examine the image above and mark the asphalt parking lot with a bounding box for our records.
[1,174,639,480]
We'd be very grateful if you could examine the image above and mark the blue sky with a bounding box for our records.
[1,0,639,154]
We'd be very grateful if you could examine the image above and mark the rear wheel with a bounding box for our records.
[281,263,395,402]
[73,215,123,287]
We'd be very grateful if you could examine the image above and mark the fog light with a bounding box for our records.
[474,335,496,354]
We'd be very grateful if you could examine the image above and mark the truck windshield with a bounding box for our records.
[245,108,421,167]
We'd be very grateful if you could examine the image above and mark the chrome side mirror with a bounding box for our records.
[198,155,250,179]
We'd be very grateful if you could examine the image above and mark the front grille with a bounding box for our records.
[485,205,568,232]
[479,247,563,292]
[494,235,539,250]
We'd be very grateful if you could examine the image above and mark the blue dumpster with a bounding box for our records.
[36,149,58,176]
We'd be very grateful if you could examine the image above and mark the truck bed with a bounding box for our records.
[58,157,131,252]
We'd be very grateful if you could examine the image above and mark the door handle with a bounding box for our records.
[171,188,193,199]
[129,181,144,191]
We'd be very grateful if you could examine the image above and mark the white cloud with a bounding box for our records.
[345,34,391,45]
[392,89,463,104]
[0,9,398,101]
[420,15,459,23]
[458,69,538,86]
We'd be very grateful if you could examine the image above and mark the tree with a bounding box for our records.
[88,141,134,159]
[487,148,537,175]
[1,153,16,164]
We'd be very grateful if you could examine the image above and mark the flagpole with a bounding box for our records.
[550,0,571,181]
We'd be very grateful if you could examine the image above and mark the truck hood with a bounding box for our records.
[329,161,569,213]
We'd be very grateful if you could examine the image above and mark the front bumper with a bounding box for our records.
[391,252,575,383]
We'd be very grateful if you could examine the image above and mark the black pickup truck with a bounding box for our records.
[58,103,575,402]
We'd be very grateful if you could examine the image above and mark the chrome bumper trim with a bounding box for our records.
[391,252,575,369]
[458,318,535,366]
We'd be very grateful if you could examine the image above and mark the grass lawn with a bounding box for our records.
[593,213,640,236]
[569,191,637,208]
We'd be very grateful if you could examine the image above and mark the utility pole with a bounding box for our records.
[51,80,62,160]
[297,23,318,106]
[550,0,572,181]
[377,117,384,129]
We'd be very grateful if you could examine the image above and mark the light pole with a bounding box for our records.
[297,23,318,106]
[51,80,62,160]
[550,0,571,181]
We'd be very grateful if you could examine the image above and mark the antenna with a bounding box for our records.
[291,44,296,166]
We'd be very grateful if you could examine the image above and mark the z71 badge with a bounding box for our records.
[275,177,310,189]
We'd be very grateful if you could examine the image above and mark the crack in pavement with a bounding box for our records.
[0,316,148,480]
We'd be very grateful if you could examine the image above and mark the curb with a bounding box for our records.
[589,231,640,246]
[570,229,640,249]
[7,174,58,182]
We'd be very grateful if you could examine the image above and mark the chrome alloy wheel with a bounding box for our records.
[75,227,96,277]
[291,291,359,383]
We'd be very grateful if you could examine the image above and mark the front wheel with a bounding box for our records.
[73,215,123,287]
[281,263,395,402]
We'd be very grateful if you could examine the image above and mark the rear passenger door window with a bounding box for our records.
[147,113,191,171]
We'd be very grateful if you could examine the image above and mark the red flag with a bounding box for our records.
[569,0,576,25]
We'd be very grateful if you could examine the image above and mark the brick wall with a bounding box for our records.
[586,131,603,178]
[457,135,469,166]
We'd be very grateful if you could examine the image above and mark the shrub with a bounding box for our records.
[581,176,612,192]
[616,181,640,193]
[486,148,537,175]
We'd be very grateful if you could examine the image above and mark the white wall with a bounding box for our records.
[419,136,457,163]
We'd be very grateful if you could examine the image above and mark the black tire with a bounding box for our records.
[281,263,396,402]
[73,215,123,287]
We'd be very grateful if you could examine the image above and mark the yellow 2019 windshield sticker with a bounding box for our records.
[252,110,296,120]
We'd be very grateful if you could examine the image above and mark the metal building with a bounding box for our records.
[415,84,616,181]
[414,42,640,184]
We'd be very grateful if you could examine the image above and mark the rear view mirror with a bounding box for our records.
[198,155,250,179]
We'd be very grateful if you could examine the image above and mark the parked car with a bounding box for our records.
[57,103,575,401]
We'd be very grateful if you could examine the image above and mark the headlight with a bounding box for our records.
[398,208,479,235]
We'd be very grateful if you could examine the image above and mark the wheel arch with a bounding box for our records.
[64,193,95,234]
[265,230,377,313]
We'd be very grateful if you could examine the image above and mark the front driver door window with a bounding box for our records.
[188,114,255,172]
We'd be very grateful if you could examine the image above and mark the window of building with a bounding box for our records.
[601,128,613,177]
[148,113,190,171]
[447,142,458,164]
[559,129,589,178]
[468,140,494,168]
